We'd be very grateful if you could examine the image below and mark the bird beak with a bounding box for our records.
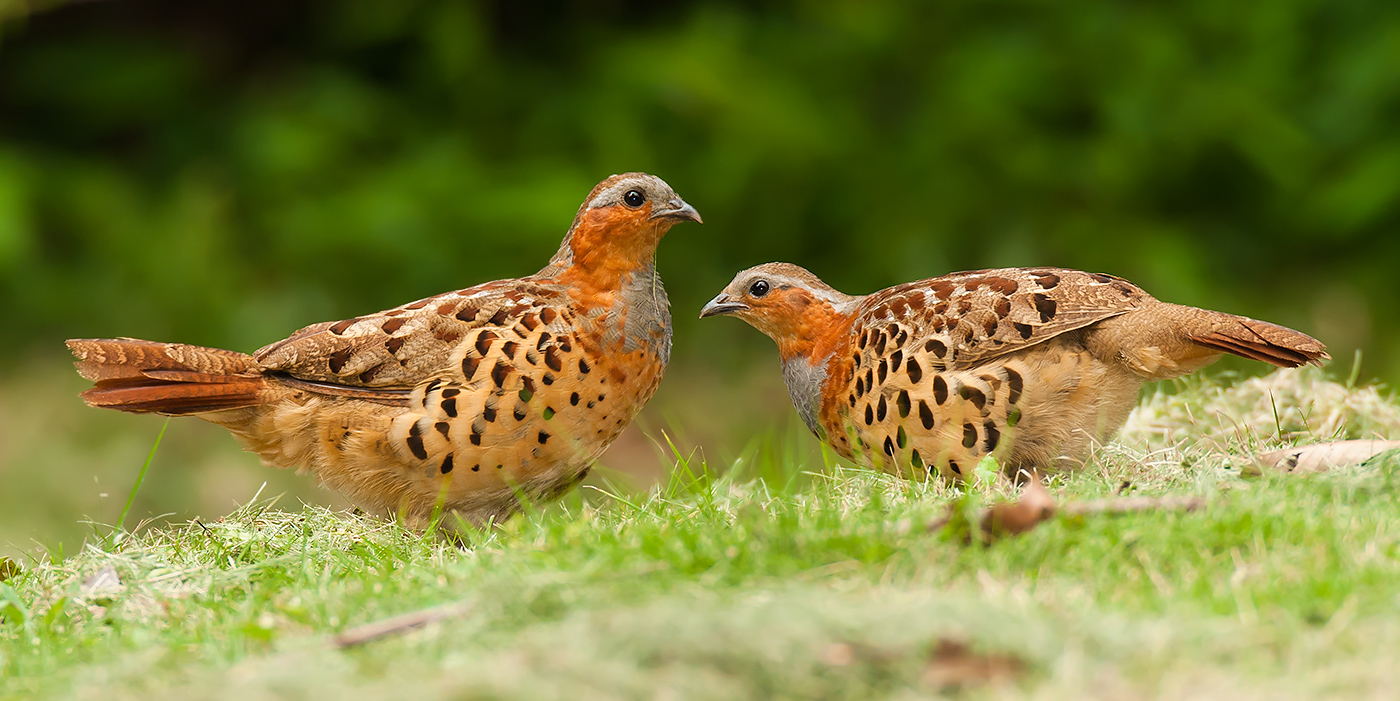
[699,293,748,319]
[652,199,703,224]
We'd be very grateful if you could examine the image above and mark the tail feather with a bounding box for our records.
[67,338,265,415]
[1188,315,1329,369]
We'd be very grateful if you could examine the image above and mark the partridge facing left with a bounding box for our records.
[69,173,701,525]
[702,263,1327,480]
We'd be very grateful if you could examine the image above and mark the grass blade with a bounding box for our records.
[112,418,169,547]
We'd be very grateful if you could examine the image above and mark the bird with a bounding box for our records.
[700,263,1327,481]
[68,172,701,526]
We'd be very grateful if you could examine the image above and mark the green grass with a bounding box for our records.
[3,368,1400,700]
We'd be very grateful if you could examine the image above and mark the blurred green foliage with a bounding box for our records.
[0,0,1395,380]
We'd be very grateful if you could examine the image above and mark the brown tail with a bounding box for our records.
[67,338,266,415]
[1186,311,1329,368]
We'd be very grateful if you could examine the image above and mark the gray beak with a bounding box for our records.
[699,293,748,319]
[652,199,703,224]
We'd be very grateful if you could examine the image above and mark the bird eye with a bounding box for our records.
[749,280,770,298]
[623,189,646,208]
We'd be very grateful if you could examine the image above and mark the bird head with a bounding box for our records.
[701,263,861,361]
[551,173,701,285]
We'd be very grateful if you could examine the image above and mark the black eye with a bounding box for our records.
[623,189,645,208]
[749,280,770,298]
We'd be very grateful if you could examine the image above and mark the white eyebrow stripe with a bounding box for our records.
[763,274,860,310]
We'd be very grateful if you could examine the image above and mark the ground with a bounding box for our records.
[3,367,1400,700]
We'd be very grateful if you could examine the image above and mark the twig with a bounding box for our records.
[928,476,1209,544]
[1060,495,1207,516]
[332,601,473,649]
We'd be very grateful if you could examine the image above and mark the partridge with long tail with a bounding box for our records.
[702,264,1327,480]
[69,173,701,525]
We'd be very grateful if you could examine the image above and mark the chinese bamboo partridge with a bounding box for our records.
[701,264,1327,480]
[68,173,701,525]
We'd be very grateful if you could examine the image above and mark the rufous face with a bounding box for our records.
[701,263,859,360]
[565,173,701,275]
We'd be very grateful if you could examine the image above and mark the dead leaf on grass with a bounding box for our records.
[982,477,1058,539]
[1246,439,1400,476]
[819,642,856,666]
[923,638,1026,689]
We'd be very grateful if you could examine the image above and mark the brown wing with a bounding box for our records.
[854,268,1152,371]
[255,278,569,390]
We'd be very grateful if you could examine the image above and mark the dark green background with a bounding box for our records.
[0,0,1394,380]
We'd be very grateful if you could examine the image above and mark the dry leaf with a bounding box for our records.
[1247,439,1400,476]
[819,642,856,666]
[923,638,1025,689]
[981,477,1058,539]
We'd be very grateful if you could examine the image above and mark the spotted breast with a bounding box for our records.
[702,263,1327,480]
[68,172,701,525]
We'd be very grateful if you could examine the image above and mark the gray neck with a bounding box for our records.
[618,262,672,365]
[782,355,828,439]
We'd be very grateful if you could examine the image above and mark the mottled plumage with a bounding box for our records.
[702,264,1328,480]
[69,173,701,525]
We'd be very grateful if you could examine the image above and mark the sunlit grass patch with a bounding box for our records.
[1122,366,1400,453]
